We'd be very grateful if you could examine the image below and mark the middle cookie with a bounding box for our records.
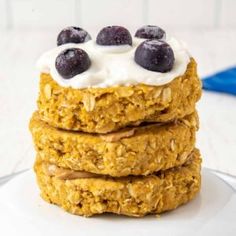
[30,111,198,177]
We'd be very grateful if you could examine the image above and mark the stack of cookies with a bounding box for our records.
[30,25,202,217]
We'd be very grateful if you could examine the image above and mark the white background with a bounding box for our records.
[1,0,236,30]
[0,0,236,177]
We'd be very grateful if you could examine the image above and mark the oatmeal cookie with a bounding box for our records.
[30,111,198,177]
[37,58,201,133]
[34,149,201,217]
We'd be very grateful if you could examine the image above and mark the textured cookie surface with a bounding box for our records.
[34,149,201,217]
[37,58,201,133]
[30,111,198,177]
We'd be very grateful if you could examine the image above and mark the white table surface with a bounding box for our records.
[0,29,236,178]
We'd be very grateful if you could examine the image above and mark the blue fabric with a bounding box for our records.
[202,67,236,95]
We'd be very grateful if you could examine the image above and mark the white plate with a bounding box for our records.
[0,169,235,236]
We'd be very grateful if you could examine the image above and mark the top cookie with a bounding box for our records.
[36,25,202,133]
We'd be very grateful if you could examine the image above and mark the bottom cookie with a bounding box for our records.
[34,149,201,217]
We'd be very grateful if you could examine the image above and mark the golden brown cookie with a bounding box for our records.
[34,148,201,217]
[30,111,198,177]
[37,58,201,133]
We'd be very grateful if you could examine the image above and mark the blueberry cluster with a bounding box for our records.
[55,25,175,79]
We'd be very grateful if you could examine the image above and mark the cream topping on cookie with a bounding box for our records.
[37,36,190,88]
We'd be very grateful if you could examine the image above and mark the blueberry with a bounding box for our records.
[135,25,165,40]
[57,27,91,46]
[55,48,91,79]
[96,26,132,46]
[135,40,174,72]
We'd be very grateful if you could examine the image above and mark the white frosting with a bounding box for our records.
[37,36,190,88]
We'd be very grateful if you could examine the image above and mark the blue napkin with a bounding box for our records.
[202,67,236,95]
